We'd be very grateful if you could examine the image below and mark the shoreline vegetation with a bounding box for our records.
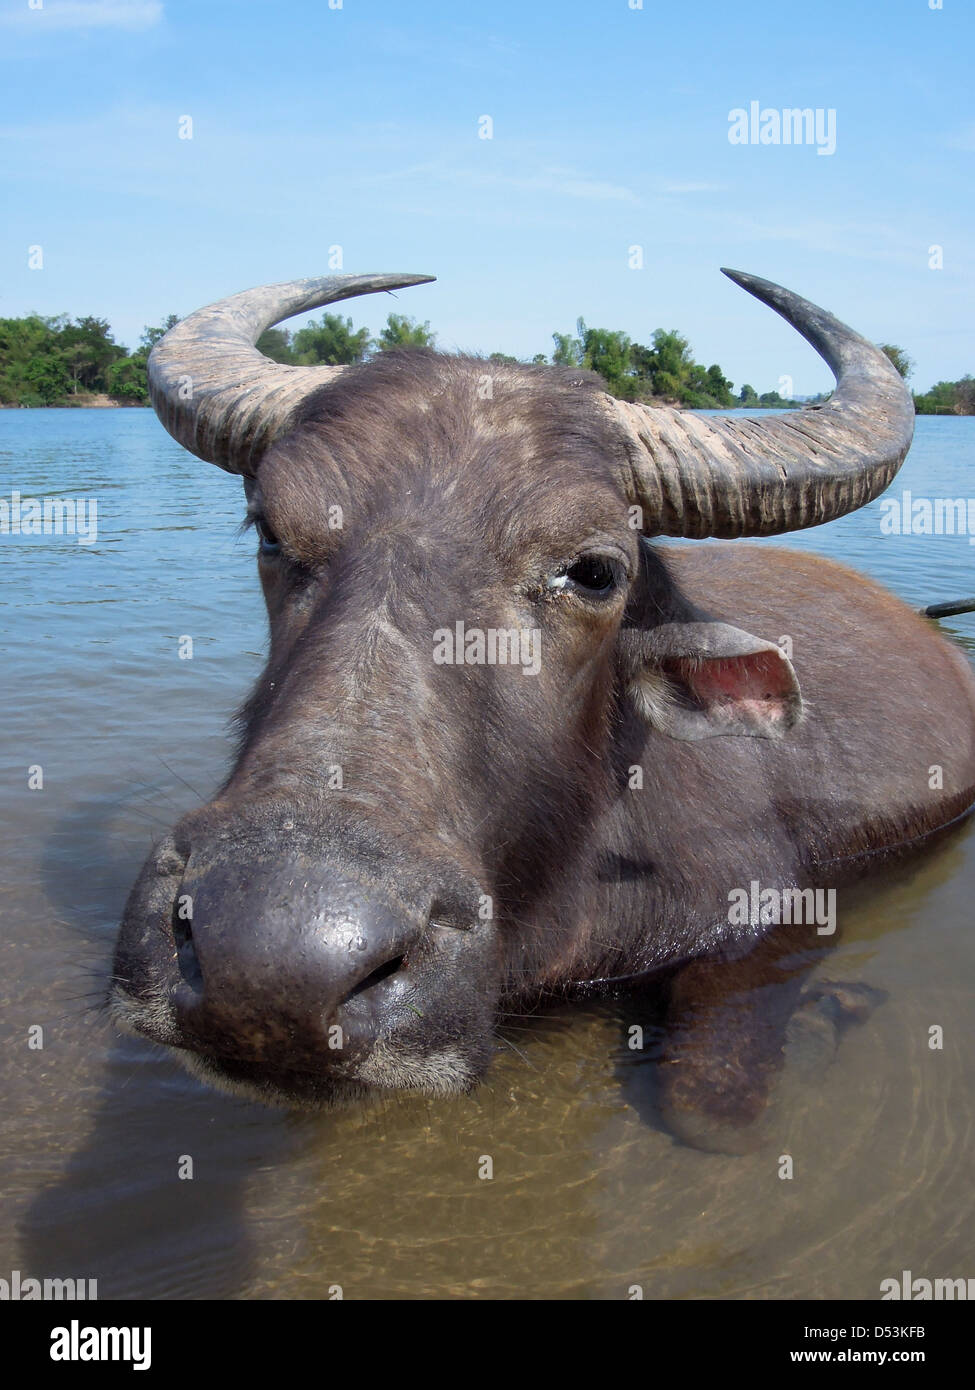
[1,310,971,415]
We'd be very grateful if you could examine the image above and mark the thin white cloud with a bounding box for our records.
[695,208,950,272]
[0,1,162,31]
[362,158,639,204]
[520,170,638,202]
[439,166,639,204]
[374,23,520,71]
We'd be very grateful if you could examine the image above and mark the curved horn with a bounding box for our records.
[610,269,915,538]
[148,272,435,475]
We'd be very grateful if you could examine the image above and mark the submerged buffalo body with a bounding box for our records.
[111,270,975,1148]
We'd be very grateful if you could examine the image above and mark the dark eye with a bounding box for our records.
[255,517,281,555]
[560,554,620,597]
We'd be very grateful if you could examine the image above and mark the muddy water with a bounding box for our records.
[1,409,973,1300]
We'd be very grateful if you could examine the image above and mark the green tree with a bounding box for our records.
[376,313,436,351]
[956,376,975,413]
[626,328,695,401]
[880,344,914,380]
[0,314,72,405]
[705,363,735,405]
[292,313,370,366]
[23,353,72,405]
[551,329,585,367]
[101,314,179,405]
[578,321,632,394]
[549,320,738,406]
[59,316,125,393]
[107,354,150,404]
[648,328,695,396]
[140,314,180,351]
[256,327,296,363]
[913,378,975,415]
[628,342,656,384]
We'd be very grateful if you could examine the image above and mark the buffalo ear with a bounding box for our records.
[619,621,803,742]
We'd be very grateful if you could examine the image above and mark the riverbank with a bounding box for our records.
[0,394,149,409]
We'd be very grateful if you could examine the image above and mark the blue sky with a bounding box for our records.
[1,0,972,395]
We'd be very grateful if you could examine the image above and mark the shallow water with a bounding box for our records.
[1,409,973,1300]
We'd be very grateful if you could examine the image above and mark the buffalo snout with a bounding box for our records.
[111,821,499,1104]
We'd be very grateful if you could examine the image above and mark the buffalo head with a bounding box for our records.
[110,269,913,1105]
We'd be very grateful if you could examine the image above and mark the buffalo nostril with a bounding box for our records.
[172,903,203,992]
[339,953,406,1007]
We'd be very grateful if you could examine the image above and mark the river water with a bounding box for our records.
[1,408,973,1299]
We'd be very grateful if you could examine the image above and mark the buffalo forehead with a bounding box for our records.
[255,363,632,569]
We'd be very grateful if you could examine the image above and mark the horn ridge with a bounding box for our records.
[611,270,914,538]
[147,272,435,475]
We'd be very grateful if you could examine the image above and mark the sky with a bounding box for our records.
[1,0,972,396]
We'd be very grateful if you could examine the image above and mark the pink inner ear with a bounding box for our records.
[668,651,794,725]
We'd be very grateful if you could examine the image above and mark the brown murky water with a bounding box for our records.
[1,410,973,1299]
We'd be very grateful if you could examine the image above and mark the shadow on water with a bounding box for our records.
[18,786,305,1300]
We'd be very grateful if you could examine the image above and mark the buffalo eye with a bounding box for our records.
[549,553,622,599]
[255,517,281,556]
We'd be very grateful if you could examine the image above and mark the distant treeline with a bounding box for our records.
[913,378,975,415]
[0,310,970,415]
[0,313,176,408]
[211,312,800,411]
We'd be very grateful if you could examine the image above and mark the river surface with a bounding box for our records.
[1,408,973,1300]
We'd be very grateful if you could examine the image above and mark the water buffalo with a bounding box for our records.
[111,269,975,1150]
